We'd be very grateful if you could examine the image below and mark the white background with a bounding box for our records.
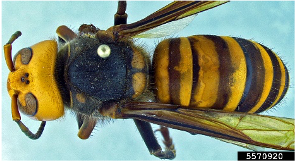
[2,1,294,160]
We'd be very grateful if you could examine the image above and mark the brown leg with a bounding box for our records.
[76,113,98,139]
[134,119,176,159]
[56,25,77,42]
[155,126,175,157]
[114,1,128,25]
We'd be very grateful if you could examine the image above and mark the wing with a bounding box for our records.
[131,14,197,38]
[107,1,228,39]
[114,102,294,150]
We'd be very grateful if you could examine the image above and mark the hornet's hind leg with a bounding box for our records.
[134,119,176,159]
[114,1,127,25]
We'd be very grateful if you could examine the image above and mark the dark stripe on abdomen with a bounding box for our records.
[205,35,233,110]
[255,45,288,113]
[168,38,181,105]
[234,38,265,112]
[188,37,200,105]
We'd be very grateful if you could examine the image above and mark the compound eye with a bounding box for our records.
[97,44,111,58]
[18,93,38,116]
[19,48,32,64]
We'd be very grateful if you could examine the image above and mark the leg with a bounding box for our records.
[154,126,175,155]
[76,113,98,139]
[114,1,127,25]
[134,119,176,159]
[56,25,77,43]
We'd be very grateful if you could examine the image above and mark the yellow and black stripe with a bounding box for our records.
[153,35,289,113]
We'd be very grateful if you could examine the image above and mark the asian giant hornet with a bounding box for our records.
[3,1,294,160]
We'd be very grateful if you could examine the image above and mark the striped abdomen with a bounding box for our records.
[153,35,289,113]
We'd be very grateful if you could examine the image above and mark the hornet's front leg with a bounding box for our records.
[56,25,77,43]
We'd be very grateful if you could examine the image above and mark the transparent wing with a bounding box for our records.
[115,102,294,150]
[132,14,196,38]
[108,1,228,39]
[216,138,265,151]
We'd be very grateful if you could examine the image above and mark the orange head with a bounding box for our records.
[4,31,64,139]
